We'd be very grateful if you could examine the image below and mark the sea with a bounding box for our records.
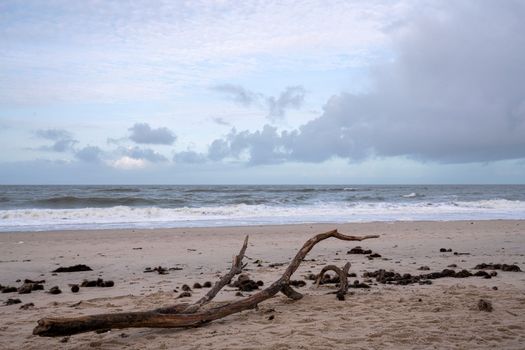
[0,185,524,232]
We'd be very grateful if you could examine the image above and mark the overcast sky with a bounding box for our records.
[1,0,524,184]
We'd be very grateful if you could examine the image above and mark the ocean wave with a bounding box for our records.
[1,198,524,232]
[33,196,158,208]
[230,198,270,205]
[183,187,347,194]
[94,188,142,193]
[345,195,386,202]
[453,199,525,209]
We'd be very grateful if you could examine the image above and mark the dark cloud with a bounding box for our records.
[203,1,525,165]
[75,146,103,162]
[212,85,306,120]
[123,147,167,163]
[129,123,176,145]
[35,128,78,152]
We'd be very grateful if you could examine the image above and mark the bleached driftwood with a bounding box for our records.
[33,229,378,337]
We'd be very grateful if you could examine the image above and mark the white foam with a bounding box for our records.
[1,199,524,232]
[402,192,425,198]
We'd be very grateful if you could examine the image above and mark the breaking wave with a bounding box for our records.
[33,196,158,208]
[1,198,524,232]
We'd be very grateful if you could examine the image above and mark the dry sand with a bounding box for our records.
[0,220,524,349]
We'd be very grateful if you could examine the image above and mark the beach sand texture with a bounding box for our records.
[1,220,524,349]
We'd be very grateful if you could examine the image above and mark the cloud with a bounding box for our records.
[35,128,78,152]
[111,156,147,170]
[75,146,103,163]
[69,144,168,166]
[212,117,231,126]
[128,123,176,145]
[123,147,167,163]
[46,139,78,152]
[212,85,306,120]
[266,86,306,120]
[212,84,259,106]
[208,139,232,161]
[173,151,208,164]
[35,129,71,141]
[200,1,525,165]
[207,126,291,165]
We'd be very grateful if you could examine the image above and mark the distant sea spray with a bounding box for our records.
[0,185,524,232]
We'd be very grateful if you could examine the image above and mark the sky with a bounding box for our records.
[0,0,524,184]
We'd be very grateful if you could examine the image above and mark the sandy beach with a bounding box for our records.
[1,220,524,349]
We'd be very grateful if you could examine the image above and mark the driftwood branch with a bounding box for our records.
[152,235,249,315]
[33,229,378,337]
[183,235,249,313]
[315,262,351,300]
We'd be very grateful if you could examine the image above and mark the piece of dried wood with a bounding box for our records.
[33,229,378,337]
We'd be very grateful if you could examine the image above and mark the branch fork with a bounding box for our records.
[33,229,378,337]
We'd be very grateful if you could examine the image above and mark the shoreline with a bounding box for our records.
[1,220,524,349]
[2,218,524,235]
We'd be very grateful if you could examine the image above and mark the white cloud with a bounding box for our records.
[111,156,147,170]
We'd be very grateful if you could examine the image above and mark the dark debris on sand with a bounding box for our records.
[347,246,372,255]
[478,299,493,312]
[289,280,307,288]
[80,278,114,288]
[18,282,44,294]
[53,264,93,273]
[349,280,371,289]
[347,246,383,260]
[48,286,62,294]
[0,285,18,293]
[363,268,497,286]
[144,266,168,274]
[19,302,34,310]
[3,298,21,306]
[307,273,340,285]
[474,263,521,272]
[144,266,182,274]
[230,274,264,292]
[177,291,191,298]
